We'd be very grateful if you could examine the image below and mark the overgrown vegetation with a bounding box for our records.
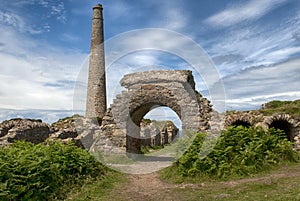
[0,141,107,200]
[162,126,299,181]
[66,171,126,201]
[260,99,300,116]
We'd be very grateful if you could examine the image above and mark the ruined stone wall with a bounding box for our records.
[1,111,299,152]
[91,70,212,154]
[0,116,97,149]
[140,120,179,147]
[224,111,300,150]
[0,119,50,146]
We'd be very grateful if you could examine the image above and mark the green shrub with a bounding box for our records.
[174,126,299,179]
[0,141,106,200]
[140,145,151,154]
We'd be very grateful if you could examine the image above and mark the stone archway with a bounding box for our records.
[127,102,181,153]
[269,120,293,141]
[125,84,186,153]
[230,120,252,128]
[91,70,212,154]
[224,111,256,129]
[263,114,298,141]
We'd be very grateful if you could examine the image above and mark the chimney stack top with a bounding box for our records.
[93,4,103,9]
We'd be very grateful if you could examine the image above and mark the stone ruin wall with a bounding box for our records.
[1,70,300,152]
[91,70,213,154]
[140,120,179,147]
[1,108,300,152]
[0,119,50,146]
[224,111,300,151]
[0,115,179,151]
[0,117,93,148]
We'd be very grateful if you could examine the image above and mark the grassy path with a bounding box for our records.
[116,173,175,200]
[70,164,300,201]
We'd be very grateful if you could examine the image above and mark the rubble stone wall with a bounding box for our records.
[0,119,50,146]
[224,111,300,151]
[91,70,213,154]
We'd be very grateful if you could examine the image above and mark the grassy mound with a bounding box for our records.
[260,99,300,116]
[163,126,299,180]
[0,141,107,200]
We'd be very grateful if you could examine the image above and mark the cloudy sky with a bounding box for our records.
[0,0,299,123]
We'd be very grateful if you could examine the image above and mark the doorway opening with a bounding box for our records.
[269,120,294,141]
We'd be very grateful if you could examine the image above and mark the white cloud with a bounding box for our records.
[220,57,300,110]
[205,0,288,27]
[0,0,67,33]
[144,106,182,128]
[73,57,164,114]
[1,0,299,122]
[0,2,87,113]
[0,11,41,34]
[159,8,187,31]
[50,1,66,23]
[72,27,217,112]
[60,33,80,43]
[263,46,300,62]
[0,74,73,110]
[1,0,50,7]
[101,29,225,113]
[0,109,78,124]
[225,91,300,111]
[104,0,189,32]
[0,25,87,110]
[106,1,131,20]
[206,10,300,76]
[119,52,160,67]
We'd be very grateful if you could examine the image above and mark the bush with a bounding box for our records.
[174,126,299,179]
[140,145,151,154]
[0,141,106,200]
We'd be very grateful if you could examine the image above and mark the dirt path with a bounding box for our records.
[121,173,175,201]
[113,165,300,201]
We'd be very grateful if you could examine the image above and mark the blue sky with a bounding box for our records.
[0,0,300,123]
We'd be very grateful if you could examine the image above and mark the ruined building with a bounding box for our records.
[85,4,300,154]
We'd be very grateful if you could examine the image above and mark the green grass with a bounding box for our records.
[64,126,300,200]
[164,127,299,180]
[64,171,126,201]
[225,99,300,118]
[259,99,300,116]
[0,140,127,201]
[0,141,107,200]
[165,164,300,201]
[96,153,136,165]
[170,178,300,200]
[67,164,300,201]
[140,144,166,154]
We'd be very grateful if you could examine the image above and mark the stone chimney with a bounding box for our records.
[86,4,107,120]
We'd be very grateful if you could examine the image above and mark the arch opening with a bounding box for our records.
[129,102,181,127]
[126,105,181,154]
[230,120,251,128]
[269,120,294,141]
